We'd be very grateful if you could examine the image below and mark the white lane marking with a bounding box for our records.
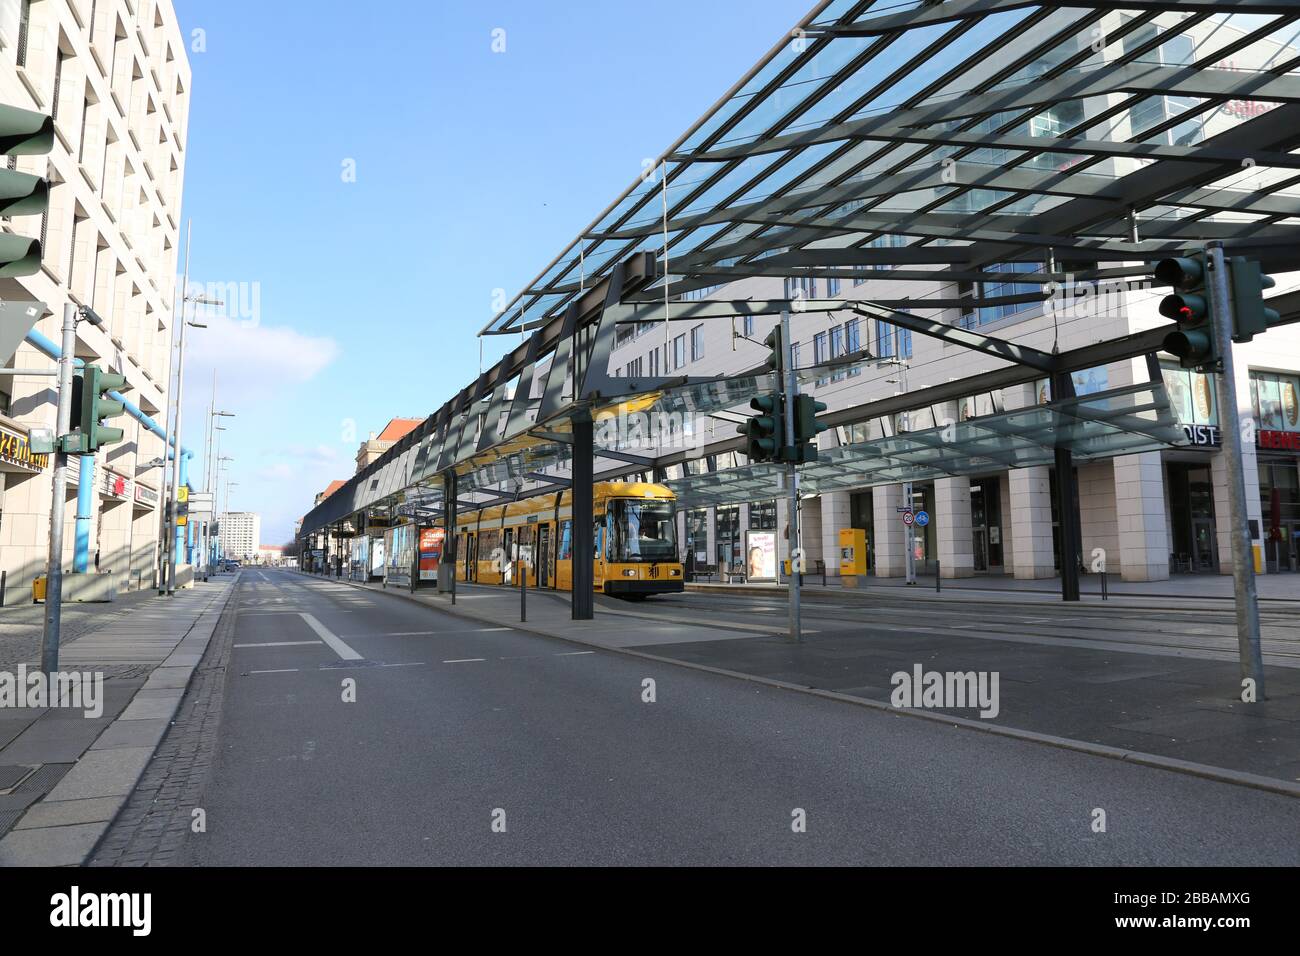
[299,613,364,661]
[557,651,595,656]
[476,627,512,632]
[250,669,299,675]
[442,658,486,664]
[234,641,323,648]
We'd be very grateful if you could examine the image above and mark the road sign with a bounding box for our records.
[0,299,50,366]
[901,510,915,527]
[915,510,930,527]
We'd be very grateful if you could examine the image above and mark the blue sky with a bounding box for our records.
[172,0,806,543]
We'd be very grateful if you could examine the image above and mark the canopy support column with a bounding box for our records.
[572,415,594,621]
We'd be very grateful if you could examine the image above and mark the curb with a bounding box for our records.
[306,571,1300,801]
[0,575,241,867]
[684,581,1300,613]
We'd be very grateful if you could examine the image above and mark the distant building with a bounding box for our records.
[218,512,260,562]
[355,418,423,473]
[256,544,284,565]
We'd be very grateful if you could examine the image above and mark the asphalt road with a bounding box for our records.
[179,569,1300,866]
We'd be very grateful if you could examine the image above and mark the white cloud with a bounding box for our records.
[185,313,339,405]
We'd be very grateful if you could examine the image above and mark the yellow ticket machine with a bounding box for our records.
[839,528,868,586]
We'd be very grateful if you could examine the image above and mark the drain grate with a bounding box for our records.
[15,762,73,795]
[0,764,34,791]
[0,807,26,837]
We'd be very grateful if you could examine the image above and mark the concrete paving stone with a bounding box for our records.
[117,695,181,721]
[14,796,121,829]
[43,746,153,801]
[0,715,111,763]
[88,717,169,751]
[0,822,105,866]
[141,667,193,691]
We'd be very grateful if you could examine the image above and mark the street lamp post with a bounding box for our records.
[160,220,223,596]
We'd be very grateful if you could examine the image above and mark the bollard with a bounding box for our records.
[936,560,941,593]
[519,559,527,622]
[1101,570,1108,601]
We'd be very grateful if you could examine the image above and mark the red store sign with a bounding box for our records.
[1259,430,1300,452]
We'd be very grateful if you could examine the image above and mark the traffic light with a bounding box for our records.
[788,394,829,463]
[1155,254,1218,371]
[762,325,785,377]
[0,103,54,277]
[739,391,784,463]
[69,364,128,453]
[1228,259,1281,343]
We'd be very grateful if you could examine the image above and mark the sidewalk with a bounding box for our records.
[0,575,238,866]
[314,572,1300,795]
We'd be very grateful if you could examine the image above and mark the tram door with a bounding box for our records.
[465,533,477,581]
[538,524,552,589]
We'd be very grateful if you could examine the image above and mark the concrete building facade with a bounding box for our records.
[0,0,189,604]
[218,511,259,562]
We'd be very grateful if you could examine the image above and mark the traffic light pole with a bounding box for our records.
[1206,241,1266,699]
[38,304,78,678]
[781,310,802,644]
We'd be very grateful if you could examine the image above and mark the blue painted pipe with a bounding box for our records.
[74,455,95,573]
[25,328,196,573]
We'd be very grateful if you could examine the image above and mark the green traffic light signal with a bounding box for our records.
[0,103,53,278]
[71,365,128,453]
[1155,253,1219,371]
[738,391,784,463]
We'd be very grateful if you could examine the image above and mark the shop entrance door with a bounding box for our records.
[1191,518,1219,572]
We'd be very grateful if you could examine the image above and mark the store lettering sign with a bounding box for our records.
[0,427,50,472]
[134,483,159,506]
[1258,430,1300,452]
[1182,424,1221,447]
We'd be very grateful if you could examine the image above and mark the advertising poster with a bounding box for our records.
[744,531,777,582]
[418,527,445,582]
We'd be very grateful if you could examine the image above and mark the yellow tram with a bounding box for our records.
[454,482,684,599]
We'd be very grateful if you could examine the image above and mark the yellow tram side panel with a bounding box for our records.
[456,481,681,593]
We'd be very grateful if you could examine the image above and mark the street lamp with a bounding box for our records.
[161,220,225,596]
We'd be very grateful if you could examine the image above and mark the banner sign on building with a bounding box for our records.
[101,470,130,500]
[0,425,51,473]
[134,483,159,507]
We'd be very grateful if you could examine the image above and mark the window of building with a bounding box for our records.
[874,320,913,359]
[625,356,643,379]
[783,276,817,301]
[827,277,841,297]
[690,325,704,362]
[742,314,754,337]
[673,333,686,370]
[748,500,777,530]
[977,262,1041,326]
[647,347,659,377]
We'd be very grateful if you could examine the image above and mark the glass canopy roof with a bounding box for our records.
[665,380,1187,508]
[484,0,1300,336]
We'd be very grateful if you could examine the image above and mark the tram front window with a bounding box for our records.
[610,500,678,562]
